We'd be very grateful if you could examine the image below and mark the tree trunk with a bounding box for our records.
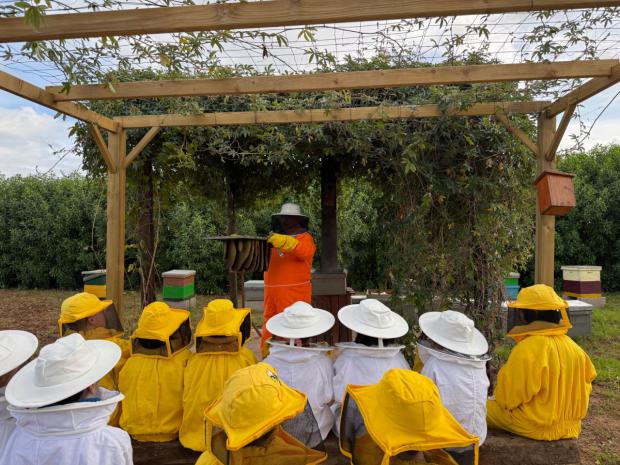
[137,155,157,308]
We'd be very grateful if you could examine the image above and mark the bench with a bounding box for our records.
[132,430,581,465]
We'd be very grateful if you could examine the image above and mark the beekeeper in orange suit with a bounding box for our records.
[195,362,327,465]
[487,285,597,441]
[340,369,479,465]
[262,203,316,352]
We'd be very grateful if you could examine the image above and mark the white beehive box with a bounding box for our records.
[560,265,601,282]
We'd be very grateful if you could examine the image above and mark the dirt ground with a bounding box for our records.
[1,288,619,464]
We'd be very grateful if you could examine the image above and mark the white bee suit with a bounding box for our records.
[264,343,334,440]
[0,389,132,465]
[418,342,490,445]
[0,387,14,452]
[331,342,410,436]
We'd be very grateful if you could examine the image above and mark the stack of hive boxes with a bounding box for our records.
[81,270,107,300]
[561,265,605,307]
[503,272,520,300]
[162,270,196,310]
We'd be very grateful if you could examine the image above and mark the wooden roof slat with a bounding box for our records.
[46,60,619,101]
[2,0,620,43]
[0,70,116,131]
[114,101,550,128]
[545,63,620,117]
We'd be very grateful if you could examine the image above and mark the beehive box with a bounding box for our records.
[560,265,601,282]
[534,170,576,216]
[82,269,107,299]
[500,299,593,337]
[162,270,196,301]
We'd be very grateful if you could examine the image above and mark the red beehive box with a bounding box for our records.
[534,170,576,216]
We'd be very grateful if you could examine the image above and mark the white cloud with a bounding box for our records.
[0,106,82,177]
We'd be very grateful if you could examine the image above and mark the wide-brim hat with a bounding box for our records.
[59,292,113,324]
[0,330,38,377]
[338,299,409,339]
[266,301,335,339]
[419,310,488,356]
[6,333,121,408]
[206,363,307,450]
[272,203,308,219]
[132,301,190,341]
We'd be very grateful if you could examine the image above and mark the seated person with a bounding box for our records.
[487,284,597,440]
[180,299,256,451]
[333,299,410,435]
[119,301,192,442]
[0,330,38,450]
[0,333,132,465]
[416,310,490,462]
[264,301,336,442]
[340,369,479,465]
[196,362,327,465]
[59,293,130,392]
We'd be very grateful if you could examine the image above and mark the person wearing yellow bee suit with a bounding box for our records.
[179,299,257,451]
[119,301,192,442]
[339,369,480,465]
[58,292,130,392]
[262,203,316,352]
[487,284,597,441]
[59,292,130,426]
[195,362,328,465]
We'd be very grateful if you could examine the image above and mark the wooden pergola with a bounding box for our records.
[1,0,619,316]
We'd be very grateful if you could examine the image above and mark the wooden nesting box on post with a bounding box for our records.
[534,170,576,216]
[82,269,107,300]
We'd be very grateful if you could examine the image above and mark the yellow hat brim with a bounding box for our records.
[195,308,250,338]
[132,308,190,341]
[206,383,307,451]
[59,299,113,324]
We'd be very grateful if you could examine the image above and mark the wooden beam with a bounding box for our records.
[2,0,620,43]
[535,115,557,286]
[0,70,116,132]
[114,101,549,128]
[495,112,539,156]
[124,127,161,168]
[46,60,618,101]
[546,64,620,117]
[546,103,577,161]
[89,124,116,172]
[106,129,127,318]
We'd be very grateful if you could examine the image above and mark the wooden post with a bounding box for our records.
[320,157,339,273]
[106,128,127,318]
[535,114,557,286]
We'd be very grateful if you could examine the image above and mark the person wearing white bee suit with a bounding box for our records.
[332,299,410,436]
[263,301,336,441]
[0,330,38,451]
[417,310,490,465]
[0,333,133,465]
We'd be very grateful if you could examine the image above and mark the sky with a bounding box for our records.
[1,10,619,177]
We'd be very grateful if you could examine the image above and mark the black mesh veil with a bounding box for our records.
[281,402,326,451]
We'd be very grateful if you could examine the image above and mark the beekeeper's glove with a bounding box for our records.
[268,233,299,252]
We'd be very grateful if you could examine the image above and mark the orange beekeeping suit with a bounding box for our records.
[261,231,316,350]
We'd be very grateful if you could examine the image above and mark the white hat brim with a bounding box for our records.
[0,331,38,377]
[419,312,488,356]
[6,339,121,408]
[338,304,409,339]
[266,309,335,339]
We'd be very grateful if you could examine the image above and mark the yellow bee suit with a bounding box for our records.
[58,293,130,426]
[487,284,597,440]
[340,369,479,465]
[179,300,256,451]
[196,363,327,465]
[119,302,192,442]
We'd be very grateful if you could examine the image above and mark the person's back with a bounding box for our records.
[488,322,596,439]
[179,300,256,451]
[0,333,131,465]
[119,302,192,442]
[2,388,131,465]
[487,285,597,440]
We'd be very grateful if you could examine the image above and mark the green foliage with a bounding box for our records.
[0,174,107,289]
[556,144,620,291]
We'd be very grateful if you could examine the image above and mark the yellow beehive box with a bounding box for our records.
[560,265,601,282]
